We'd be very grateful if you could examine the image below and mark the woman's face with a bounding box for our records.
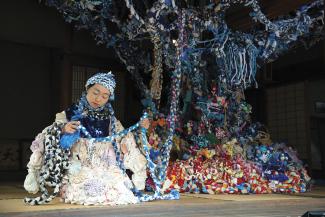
[86,83,110,109]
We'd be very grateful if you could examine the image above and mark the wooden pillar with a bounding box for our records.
[323,40,325,76]
[305,80,312,173]
[59,25,73,110]
[49,24,73,113]
[321,40,325,174]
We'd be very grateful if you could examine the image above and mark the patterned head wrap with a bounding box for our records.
[85,72,116,100]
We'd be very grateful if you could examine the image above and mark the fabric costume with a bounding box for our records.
[24,72,147,205]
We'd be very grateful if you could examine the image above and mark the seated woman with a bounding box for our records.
[24,72,149,205]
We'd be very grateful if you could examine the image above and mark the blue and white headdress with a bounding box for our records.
[86,72,116,100]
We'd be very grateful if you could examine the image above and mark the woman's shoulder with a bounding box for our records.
[55,111,67,123]
[55,103,77,123]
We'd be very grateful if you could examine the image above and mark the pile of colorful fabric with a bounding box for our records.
[144,82,310,195]
[153,137,310,195]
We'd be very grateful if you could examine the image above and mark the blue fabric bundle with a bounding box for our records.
[59,130,81,150]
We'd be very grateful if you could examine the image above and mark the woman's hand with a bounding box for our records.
[140,118,150,130]
[62,121,80,134]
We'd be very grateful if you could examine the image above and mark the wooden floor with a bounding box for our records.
[0,183,325,217]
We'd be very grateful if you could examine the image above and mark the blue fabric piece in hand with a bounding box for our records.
[60,130,80,150]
